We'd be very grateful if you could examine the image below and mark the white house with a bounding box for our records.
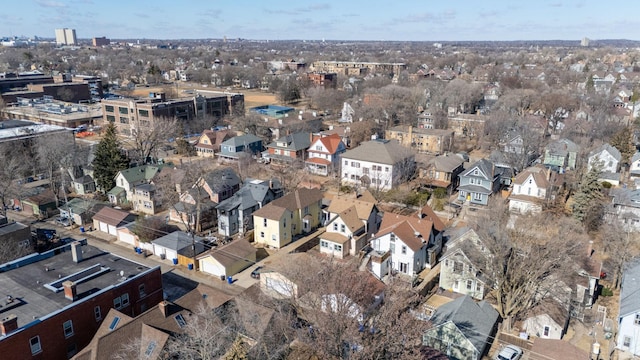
[340,139,415,191]
[305,133,346,176]
[368,211,441,279]
[522,299,569,340]
[319,206,367,259]
[630,152,640,177]
[588,144,621,185]
[508,165,551,214]
[439,228,491,300]
[617,260,640,356]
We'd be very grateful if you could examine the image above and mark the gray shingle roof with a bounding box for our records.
[202,167,241,194]
[588,143,622,162]
[461,158,494,180]
[546,138,579,156]
[267,132,312,151]
[222,134,262,147]
[152,231,204,252]
[429,296,499,354]
[620,259,640,317]
[341,139,414,165]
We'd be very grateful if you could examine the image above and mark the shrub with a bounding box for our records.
[601,181,612,189]
[433,188,448,199]
[601,287,614,296]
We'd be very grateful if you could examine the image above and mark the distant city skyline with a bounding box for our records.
[2,0,639,42]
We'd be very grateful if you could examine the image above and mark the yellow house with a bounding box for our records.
[385,125,454,154]
[252,188,323,249]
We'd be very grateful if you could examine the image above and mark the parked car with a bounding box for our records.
[55,217,71,227]
[251,266,263,279]
[495,345,523,360]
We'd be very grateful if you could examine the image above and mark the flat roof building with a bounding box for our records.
[55,28,77,46]
[0,240,162,359]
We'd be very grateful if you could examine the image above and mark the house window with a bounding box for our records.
[385,167,389,172]
[315,145,322,151]
[473,169,479,175]
[118,107,128,114]
[466,280,472,290]
[363,167,369,175]
[94,306,101,321]
[139,284,146,297]
[260,232,265,238]
[321,240,329,248]
[333,223,338,231]
[334,244,342,252]
[473,192,482,201]
[63,320,74,338]
[543,326,550,337]
[399,263,409,273]
[444,259,449,267]
[401,245,407,254]
[304,206,309,215]
[272,234,276,241]
[105,105,114,112]
[30,336,42,355]
[390,234,395,242]
[138,109,149,117]
[635,314,640,325]
[145,341,157,357]
[114,296,122,309]
[344,160,348,166]
[624,336,631,347]
[263,219,267,227]
[476,283,482,292]
[469,178,475,185]
[453,262,463,274]
[340,224,346,233]
[106,115,116,122]
[121,293,130,307]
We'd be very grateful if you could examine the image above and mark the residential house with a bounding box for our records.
[316,125,351,148]
[369,210,442,279]
[588,143,622,186]
[508,165,551,214]
[92,207,136,236]
[131,183,160,215]
[216,178,283,237]
[617,259,640,356]
[319,206,367,259]
[252,188,323,249]
[58,198,109,226]
[71,174,95,195]
[608,188,640,230]
[385,125,454,154]
[457,159,503,206]
[169,167,241,228]
[265,132,312,164]
[305,133,347,176]
[194,129,231,157]
[528,338,589,360]
[422,296,499,360]
[522,299,570,340]
[630,151,640,177]
[439,228,491,300]
[21,189,57,217]
[418,153,465,190]
[216,134,263,161]
[151,231,205,268]
[197,239,256,278]
[72,284,234,360]
[326,190,380,244]
[108,165,164,205]
[543,138,580,171]
[340,139,416,192]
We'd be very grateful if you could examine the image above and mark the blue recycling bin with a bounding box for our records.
[172,258,178,265]
[80,227,85,233]
[188,263,194,270]
[227,276,233,284]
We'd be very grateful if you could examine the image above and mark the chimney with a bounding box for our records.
[63,281,77,301]
[0,315,18,335]
[158,300,170,318]
[71,241,83,263]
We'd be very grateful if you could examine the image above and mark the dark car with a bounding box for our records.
[251,266,263,279]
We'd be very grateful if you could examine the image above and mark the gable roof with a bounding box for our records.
[461,158,494,180]
[327,195,377,222]
[117,165,162,184]
[546,138,579,156]
[267,132,312,151]
[588,143,622,162]
[341,139,414,165]
[376,212,433,251]
[512,165,550,188]
[151,231,204,252]
[201,167,241,194]
[620,259,640,318]
[92,207,135,227]
[222,134,262,147]
[270,188,323,211]
[252,202,290,220]
[529,338,589,360]
[198,239,256,268]
[216,179,276,212]
[430,154,465,172]
[195,129,231,150]
[310,133,344,154]
[336,206,365,233]
[429,296,499,354]
[419,204,445,232]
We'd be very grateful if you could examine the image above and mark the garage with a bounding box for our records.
[152,231,205,266]
[92,207,136,238]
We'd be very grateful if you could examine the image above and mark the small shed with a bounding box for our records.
[92,207,136,236]
[22,189,57,217]
[198,239,256,278]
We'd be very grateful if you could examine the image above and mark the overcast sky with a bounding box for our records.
[2,0,639,41]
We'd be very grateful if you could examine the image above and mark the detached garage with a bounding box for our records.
[198,239,256,278]
[92,207,136,236]
[152,231,206,268]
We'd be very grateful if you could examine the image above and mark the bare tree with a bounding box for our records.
[35,132,76,206]
[126,116,178,164]
[601,221,640,289]
[471,199,588,331]
[0,144,27,216]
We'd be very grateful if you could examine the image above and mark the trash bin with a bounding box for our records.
[220,275,225,281]
[79,226,85,233]
[172,258,178,265]
[188,263,194,270]
[227,276,233,284]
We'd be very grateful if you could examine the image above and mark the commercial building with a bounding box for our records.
[2,97,102,128]
[0,240,163,359]
[101,91,244,135]
[311,61,407,77]
[0,72,54,93]
[55,28,77,46]
[91,37,110,46]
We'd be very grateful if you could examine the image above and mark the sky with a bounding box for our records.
[2,0,640,42]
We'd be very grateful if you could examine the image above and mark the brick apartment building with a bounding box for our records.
[310,61,407,77]
[385,125,455,154]
[306,72,337,88]
[0,241,163,360]
[91,37,110,46]
[0,72,54,93]
[101,91,244,135]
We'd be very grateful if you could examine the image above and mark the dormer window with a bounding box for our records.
[473,169,479,176]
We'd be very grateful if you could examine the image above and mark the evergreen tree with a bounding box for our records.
[93,123,129,191]
[610,127,635,166]
[572,163,604,229]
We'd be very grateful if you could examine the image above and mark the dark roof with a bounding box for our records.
[461,158,495,180]
[152,231,205,253]
[546,138,579,156]
[341,139,414,165]
[620,259,640,318]
[202,167,241,194]
[92,207,135,227]
[267,132,312,151]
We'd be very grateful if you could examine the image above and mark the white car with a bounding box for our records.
[495,345,523,360]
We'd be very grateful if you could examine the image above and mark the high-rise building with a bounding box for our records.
[92,36,110,46]
[54,28,77,46]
